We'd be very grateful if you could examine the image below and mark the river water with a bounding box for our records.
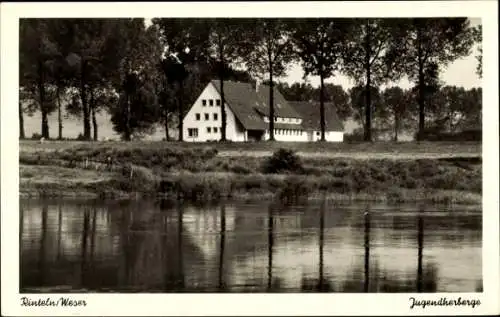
[20,199,482,293]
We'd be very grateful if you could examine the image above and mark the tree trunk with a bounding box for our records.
[218,205,226,290]
[269,61,275,141]
[219,42,227,142]
[19,103,25,139]
[318,199,325,289]
[178,79,184,142]
[267,205,274,289]
[38,60,49,139]
[90,88,98,141]
[57,86,63,140]
[319,74,326,141]
[417,27,425,141]
[164,110,170,141]
[162,81,171,141]
[394,113,399,142]
[363,207,370,292]
[364,23,372,142]
[124,92,131,141]
[81,60,91,140]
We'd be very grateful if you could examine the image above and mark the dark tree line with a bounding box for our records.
[275,82,481,141]
[20,18,480,142]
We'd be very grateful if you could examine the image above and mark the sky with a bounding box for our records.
[146,18,482,90]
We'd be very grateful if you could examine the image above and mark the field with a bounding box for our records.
[18,140,482,204]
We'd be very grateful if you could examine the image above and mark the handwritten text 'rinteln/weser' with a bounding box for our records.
[20,297,87,307]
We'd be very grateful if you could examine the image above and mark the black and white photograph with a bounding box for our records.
[1,1,498,316]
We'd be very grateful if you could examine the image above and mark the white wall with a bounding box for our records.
[263,129,309,142]
[308,130,344,142]
[182,82,245,142]
[263,129,343,142]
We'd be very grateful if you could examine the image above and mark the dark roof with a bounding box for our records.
[288,101,344,132]
[210,80,302,130]
[197,80,344,132]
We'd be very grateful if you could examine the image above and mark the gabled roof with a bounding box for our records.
[288,101,344,132]
[210,80,302,130]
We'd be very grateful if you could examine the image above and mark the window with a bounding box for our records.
[207,127,211,133]
[213,113,218,120]
[195,113,200,121]
[202,100,207,106]
[188,128,199,138]
[209,99,214,106]
[216,99,221,106]
[214,127,218,133]
[205,113,209,120]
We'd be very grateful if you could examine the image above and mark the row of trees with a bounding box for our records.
[20,18,481,142]
[276,82,481,141]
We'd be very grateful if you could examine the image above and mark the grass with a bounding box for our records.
[19,139,482,157]
[18,140,482,205]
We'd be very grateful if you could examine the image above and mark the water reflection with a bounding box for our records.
[20,199,482,293]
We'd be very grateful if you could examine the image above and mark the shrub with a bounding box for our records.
[31,133,42,140]
[263,148,303,174]
[230,164,252,174]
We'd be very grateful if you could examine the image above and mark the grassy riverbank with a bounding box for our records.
[19,141,482,205]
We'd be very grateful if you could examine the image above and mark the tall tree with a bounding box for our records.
[110,71,159,140]
[244,19,295,141]
[18,87,39,139]
[472,24,482,79]
[19,19,59,139]
[157,69,177,141]
[342,19,403,142]
[153,18,211,141]
[160,55,189,141]
[59,19,124,140]
[291,19,350,141]
[390,18,474,140]
[45,53,72,140]
[109,19,163,141]
[428,85,482,133]
[382,86,415,141]
[349,85,386,133]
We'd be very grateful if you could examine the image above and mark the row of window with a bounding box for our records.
[202,99,221,107]
[273,129,303,136]
[206,127,219,133]
[187,127,221,137]
[195,113,218,121]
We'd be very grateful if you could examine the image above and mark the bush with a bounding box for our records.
[263,148,303,174]
[415,129,482,141]
[31,133,42,140]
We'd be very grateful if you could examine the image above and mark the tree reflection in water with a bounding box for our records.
[19,199,480,293]
[267,204,274,291]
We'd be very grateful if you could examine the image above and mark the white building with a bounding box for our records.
[182,80,344,142]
